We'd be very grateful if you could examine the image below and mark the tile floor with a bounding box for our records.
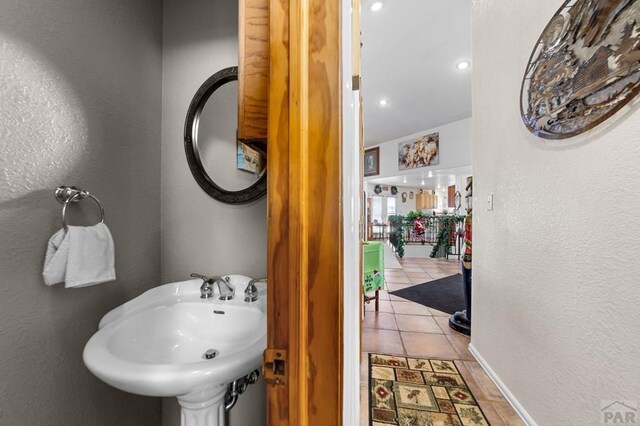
[360,250,524,426]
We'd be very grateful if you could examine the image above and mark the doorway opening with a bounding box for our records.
[356,2,519,425]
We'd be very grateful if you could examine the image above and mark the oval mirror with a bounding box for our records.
[184,67,266,204]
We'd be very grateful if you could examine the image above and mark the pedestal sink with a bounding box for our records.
[83,275,266,426]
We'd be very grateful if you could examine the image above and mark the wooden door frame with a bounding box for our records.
[266,0,344,425]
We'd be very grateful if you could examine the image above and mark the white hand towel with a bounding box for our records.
[43,228,69,286]
[42,223,116,288]
[65,223,116,287]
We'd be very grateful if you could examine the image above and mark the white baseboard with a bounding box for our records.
[468,343,537,426]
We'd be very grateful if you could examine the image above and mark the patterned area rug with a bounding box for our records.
[369,353,489,426]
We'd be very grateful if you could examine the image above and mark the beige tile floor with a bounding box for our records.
[361,254,524,426]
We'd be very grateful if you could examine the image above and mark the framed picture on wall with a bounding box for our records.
[398,132,439,170]
[364,147,380,177]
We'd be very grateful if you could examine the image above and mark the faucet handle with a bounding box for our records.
[191,273,216,299]
[190,273,211,282]
[244,278,266,303]
[247,278,266,284]
[200,283,215,299]
[191,273,231,283]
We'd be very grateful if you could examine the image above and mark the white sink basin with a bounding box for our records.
[83,275,266,425]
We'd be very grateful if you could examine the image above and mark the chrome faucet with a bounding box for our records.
[191,273,235,301]
[244,278,266,303]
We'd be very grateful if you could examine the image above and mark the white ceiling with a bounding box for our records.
[361,0,472,146]
[367,166,472,190]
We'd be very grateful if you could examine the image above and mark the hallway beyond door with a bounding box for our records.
[360,254,523,425]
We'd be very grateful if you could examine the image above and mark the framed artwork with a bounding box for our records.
[398,133,439,170]
[521,0,640,139]
[364,147,380,177]
[237,141,265,174]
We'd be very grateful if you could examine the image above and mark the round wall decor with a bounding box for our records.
[521,1,640,139]
[184,67,266,204]
[374,185,382,195]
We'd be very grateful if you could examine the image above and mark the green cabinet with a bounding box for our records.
[363,241,384,293]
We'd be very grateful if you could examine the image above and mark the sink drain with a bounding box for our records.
[203,349,219,360]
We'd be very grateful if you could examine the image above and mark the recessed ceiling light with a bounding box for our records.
[428,171,433,178]
[421,180,425,186]
[456,60,471,71]
[378,99,389,107]
[403,176,407,183]
[370,2,383,12]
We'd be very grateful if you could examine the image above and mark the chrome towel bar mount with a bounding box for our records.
[54,186,105,230]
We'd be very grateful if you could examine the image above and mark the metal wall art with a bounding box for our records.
[521,0,640,139]
[398,132,439,170]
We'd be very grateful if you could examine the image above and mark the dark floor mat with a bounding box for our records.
[389,274,464,315]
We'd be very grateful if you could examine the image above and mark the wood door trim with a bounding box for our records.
[267,0,297,426]
[288,0,309,424]
[266,0,291,423]
[267,0,343,424]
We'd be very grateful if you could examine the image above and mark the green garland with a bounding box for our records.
[388,215,406,258]
[429,216,464,258]
[389,214,464,259]
[406,210,427,221]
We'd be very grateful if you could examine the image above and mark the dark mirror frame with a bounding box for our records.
[184,66,267,204]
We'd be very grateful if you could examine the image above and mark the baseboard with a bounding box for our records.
[468,343,537,426]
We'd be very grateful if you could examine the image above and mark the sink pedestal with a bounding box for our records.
[178,385,227,426]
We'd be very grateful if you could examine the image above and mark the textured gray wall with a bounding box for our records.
[0,0,163,424]
[472,0,640,424]
[161,0,267,424]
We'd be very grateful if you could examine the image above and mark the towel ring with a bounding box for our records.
[55,186,105,230]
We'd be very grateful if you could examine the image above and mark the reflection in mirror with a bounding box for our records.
[199,80,261,191]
